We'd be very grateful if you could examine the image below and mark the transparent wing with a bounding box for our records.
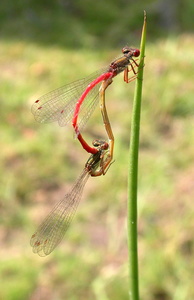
[31,68,107,132]
[30,170,89,256]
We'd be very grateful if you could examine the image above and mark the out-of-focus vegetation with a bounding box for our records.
[0,1,194,300]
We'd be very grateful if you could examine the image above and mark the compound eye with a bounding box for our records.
[133,49,140,57]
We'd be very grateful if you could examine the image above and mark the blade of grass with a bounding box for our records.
[128,11,147,300]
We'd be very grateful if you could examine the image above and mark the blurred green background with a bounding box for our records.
[0,0,194,299]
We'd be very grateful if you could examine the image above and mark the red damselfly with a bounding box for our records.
[32,47,140,157]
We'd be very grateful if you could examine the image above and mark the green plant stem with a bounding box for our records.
[128,12,146,300]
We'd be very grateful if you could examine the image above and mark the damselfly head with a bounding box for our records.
[122,46,140,58]
[92,139,109,150]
